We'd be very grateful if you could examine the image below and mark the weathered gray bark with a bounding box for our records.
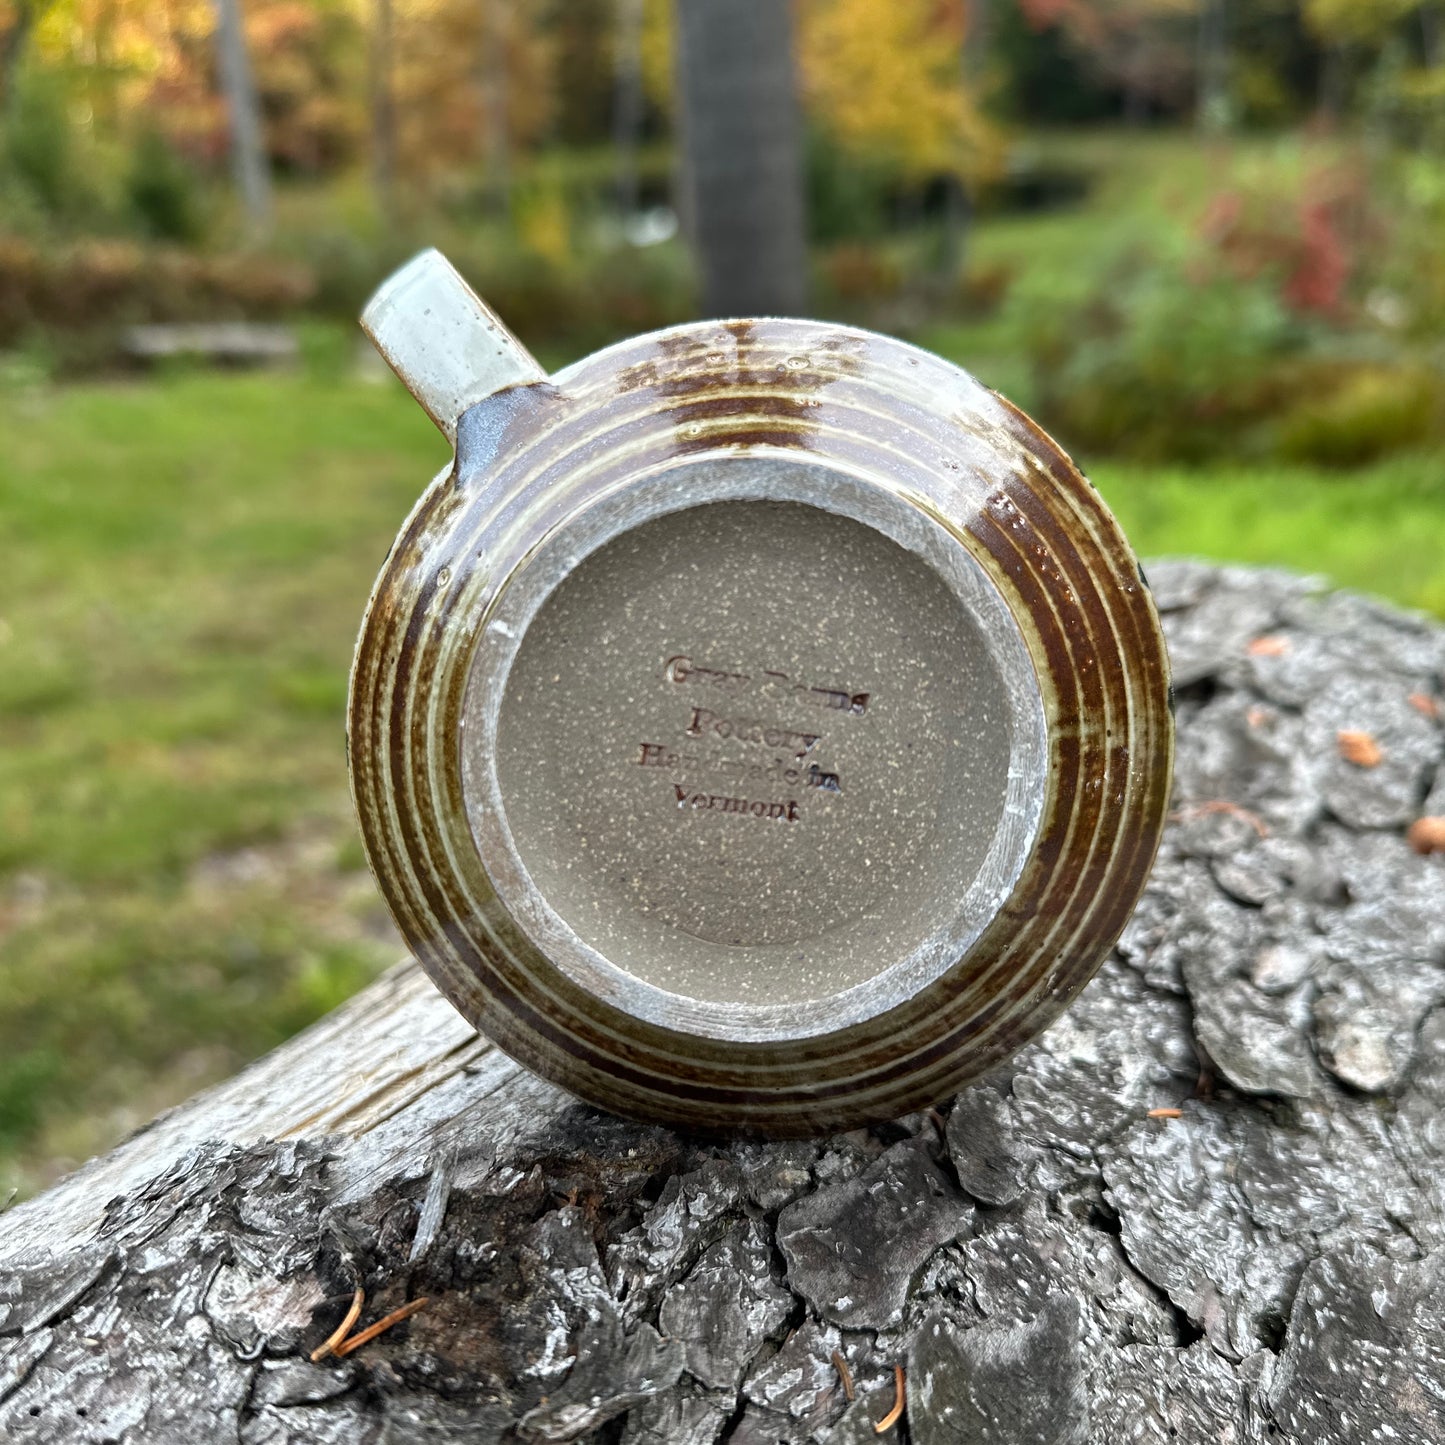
[674,0,809,317]
[4,561,1445,1444]
[211,0,273,236]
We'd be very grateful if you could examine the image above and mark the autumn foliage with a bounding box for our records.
[2,0,1009,195]
[1198,164,1378,318]
[798,0,1002,184]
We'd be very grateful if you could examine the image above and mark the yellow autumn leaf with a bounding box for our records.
[799,0,1002,182]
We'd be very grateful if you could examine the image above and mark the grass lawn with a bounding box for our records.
[1093,453,1445,617]
[0,362,446,1198]
[2,358,1443,1199]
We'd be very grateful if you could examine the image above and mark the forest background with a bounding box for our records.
[2,0,1444,1199]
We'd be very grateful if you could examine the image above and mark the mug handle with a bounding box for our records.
[361,249,546,446]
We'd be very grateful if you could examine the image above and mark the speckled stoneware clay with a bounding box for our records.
[348,250,1174,1137]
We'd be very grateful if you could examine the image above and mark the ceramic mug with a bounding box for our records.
[349,250,1173,1137]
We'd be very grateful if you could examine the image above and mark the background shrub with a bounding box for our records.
[127,131,207,245]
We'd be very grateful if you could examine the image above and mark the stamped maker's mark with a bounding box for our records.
[665,654,870,715]
[673,786,801,822]
[628,651,869,823]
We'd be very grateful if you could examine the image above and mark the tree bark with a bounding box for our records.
[211,0,273,237]
[3,561,1445,1443]
[674,0,809,317]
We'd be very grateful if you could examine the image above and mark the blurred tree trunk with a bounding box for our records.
[0,0,42,115]
[371,0,397,223]
[940,0,988,286]
[940,178,972,289]
[1422,5,1441,69]
[211,0,273,237]
[1122,38,1147,125]
[612,0,646,218]
[671,12,696,249]
[674,0,808,317]
[480,0,509,211]
[1196,0,1229,133]
[1318,42,1348,122]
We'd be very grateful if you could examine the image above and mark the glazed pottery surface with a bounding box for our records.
[349,251,1173,1137]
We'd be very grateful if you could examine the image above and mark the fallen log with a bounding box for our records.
[3,560,1444,1444]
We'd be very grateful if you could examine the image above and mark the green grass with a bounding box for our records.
[1092,453,1445,618]
[0,358,448,1195]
